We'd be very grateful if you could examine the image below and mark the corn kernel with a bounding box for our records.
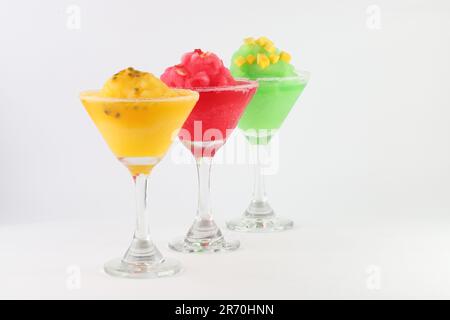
[280,51,292,63]
[265,44,276,53]
[244,37,256,45]
[246,54,256,64]
[257,54,270,69]
[269,54,280,64]
[234,56,246,67]
[257,36,271,47]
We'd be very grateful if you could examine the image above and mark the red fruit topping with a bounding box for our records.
[161,49,236,88]
[187,71,210,88]
[175,65,188,76]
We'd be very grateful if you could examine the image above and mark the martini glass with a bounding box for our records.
[226,71,310,232]
[168,80,258,253]
[80,89,198,278]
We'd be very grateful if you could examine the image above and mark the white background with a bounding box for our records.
[0,0,450,299]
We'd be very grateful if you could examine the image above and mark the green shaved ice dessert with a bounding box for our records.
[238,78,307,143]
[230,37,309,144]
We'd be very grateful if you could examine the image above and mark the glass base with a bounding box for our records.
[104,257,182,279]
[169,237,240,253]
[226,215,294,233]
[170,218,240,253]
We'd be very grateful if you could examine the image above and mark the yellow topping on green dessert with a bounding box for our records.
[230,37,296,78]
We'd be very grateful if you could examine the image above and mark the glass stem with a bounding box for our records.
[134,174,151,240]
[247,143,274,217]
[253,143,267,203]
[186,157,222,242]
[196,157,213,222]
[122,174,162,264]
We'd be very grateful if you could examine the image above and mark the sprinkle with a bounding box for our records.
[280,51,292,63]
[246,54,256,64]
[234,56,246,67]
[269,54,280,64]
[257,54,270,69]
